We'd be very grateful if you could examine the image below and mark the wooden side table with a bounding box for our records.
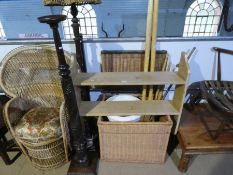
[177,104,233,172]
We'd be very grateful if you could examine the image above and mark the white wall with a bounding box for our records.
[159,40,233,83]
[0,39,232,99]
[83,40,233,85]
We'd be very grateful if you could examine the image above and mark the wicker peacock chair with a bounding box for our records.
[0,45,80,170]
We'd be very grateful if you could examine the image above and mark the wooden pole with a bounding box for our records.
[157,56,168,100]
[148,0,159,100]
[142,0,154,101]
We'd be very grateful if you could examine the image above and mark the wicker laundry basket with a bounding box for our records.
[0,45,78,170]
[98,116,172,164]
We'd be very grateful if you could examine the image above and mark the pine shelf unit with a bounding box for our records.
[74,53,190,134]
[74,72,185,86]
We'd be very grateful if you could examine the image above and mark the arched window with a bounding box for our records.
[0,20,6,40]
[183,0,222,37]
[62,4,97,39]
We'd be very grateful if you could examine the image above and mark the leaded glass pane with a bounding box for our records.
[183,0,221,37]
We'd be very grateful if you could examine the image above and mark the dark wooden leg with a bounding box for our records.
[0,136,22,165]
[167,134,179,155]
[0,96,21,165]
[178,152,193,173]
[1,151,22,165]
[0,142,12,165]
[0,154,11,165]
[2,135,8,142]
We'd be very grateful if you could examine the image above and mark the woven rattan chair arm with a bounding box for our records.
[4,97,38,127]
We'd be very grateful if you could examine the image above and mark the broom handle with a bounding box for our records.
[148,0,159,100]
[155,56,167,100]
[142,0,154,101]
[157,56,168,100]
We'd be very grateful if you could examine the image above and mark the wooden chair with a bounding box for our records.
[186,47,233,139]
[0,45,79,170]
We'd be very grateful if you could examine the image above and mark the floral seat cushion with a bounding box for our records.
[14,107,62,143]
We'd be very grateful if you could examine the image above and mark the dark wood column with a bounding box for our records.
[38,15,89,166]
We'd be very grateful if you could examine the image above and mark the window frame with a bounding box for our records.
[0,20,6,40]
[62,4,98,39]
[183,0,222,37]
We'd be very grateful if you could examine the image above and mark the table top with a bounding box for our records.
[178,104,233,151]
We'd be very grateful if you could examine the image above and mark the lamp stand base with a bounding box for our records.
[67,152,99,175]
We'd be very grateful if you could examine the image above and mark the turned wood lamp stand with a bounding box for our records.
[43,0,101,153]
[38,15,96,174]
[41,1,101,174]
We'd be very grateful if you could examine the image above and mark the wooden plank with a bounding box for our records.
[79,100,179,117]
[148,0,159,100]
[172,53,190,111]
[144,0,153,73]
[177,52,190,81]
[172,52,190,134]
[155,54,168,100]
[142,0,154,101]
[73,72,186,86]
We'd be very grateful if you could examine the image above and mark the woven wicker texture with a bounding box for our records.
[101,50,168,100]
[0,45,77,98]
[101,51,167,72]
[98,116,172,163]
[43,0,101,5]
[22,137,66,169]
[99,51,170,163]
[0,45,77,170]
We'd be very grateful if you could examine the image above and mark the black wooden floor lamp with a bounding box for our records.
[43,0,102,155]
[40,1,101,174]
[38,15,96,174]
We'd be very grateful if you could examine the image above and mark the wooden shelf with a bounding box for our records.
[75,55,190,134]
[79,100,179,117]
[73,72,185,86]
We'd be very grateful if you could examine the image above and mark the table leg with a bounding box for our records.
[178,152,193,172]
[167,134,179,155]
[0,138,22,165]
[0,152,11,165]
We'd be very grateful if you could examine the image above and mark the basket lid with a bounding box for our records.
[0,45,77,98]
